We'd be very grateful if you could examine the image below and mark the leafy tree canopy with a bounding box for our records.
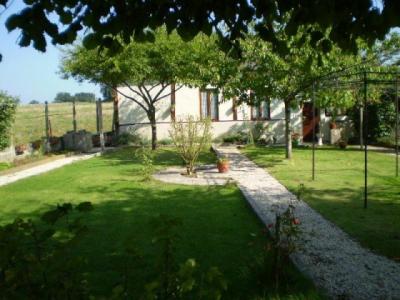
[61,28,227,149]
[29,99,40,104]
[2,0,399,58]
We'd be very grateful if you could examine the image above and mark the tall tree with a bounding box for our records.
[61,29,225,150]
[223,27,342,158]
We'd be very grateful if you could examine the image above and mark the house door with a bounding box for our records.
[302,103,319,142]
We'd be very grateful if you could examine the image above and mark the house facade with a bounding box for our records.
[117,85,345,144]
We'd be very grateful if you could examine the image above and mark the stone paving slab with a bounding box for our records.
[0,152,101,187]
[215,145,400,300]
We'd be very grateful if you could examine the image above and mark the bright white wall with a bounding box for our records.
[118,85,303,143]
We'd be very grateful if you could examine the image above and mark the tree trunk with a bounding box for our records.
[112,87,119,136]
[149,110,157,150]
[284,100,292,159]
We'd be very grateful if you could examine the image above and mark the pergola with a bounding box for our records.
[309,66,399,208]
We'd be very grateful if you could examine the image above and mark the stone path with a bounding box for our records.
[214,146,400,300]
[153,165,233,186]
[0,152,101,187]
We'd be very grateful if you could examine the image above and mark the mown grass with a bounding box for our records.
[12,102,113,145]
[0,147,321,299]
[242,145,400,260]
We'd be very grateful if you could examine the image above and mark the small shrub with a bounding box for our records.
[169,116,212,175]
[158,138,173,145]
[252,122,266,143]
[143,215,227,300]
[222,132,247,144]
[0,91,17,151]
[266,204,301,290]
[0,202,93,299]
[135,146,154,181]
[117,132,142,145]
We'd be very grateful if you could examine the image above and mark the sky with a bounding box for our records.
[0,1,101,104]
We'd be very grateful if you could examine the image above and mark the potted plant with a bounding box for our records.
[291,132,301,147]
[338,139,347,149]
[217,158,230,173]
[15,144,27,155]
[31,140,42,150]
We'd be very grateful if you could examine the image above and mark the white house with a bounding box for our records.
[117,84,346,144]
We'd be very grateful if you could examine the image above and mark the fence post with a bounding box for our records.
[363,70,368,209]
[97,100,105,152]
[72,99,77,132]
[44,101,50,153]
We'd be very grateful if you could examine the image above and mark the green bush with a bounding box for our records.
[158,138,173,145]
[117,131,142,145]
[222,132,247,144]
[351,92,396,143]
[0,91,18,150]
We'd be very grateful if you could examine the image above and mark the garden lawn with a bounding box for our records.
[242,146,400,260]
[0,147,320,299]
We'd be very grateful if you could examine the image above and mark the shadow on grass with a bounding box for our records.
[0,146,321,299]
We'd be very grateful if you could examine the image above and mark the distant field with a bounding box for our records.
[12,102,113,145]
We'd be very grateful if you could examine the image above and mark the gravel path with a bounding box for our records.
[0,152,101,187]
[153,165,233,186]
[215,146,400,300]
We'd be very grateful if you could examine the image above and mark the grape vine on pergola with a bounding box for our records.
[309,66,399,209]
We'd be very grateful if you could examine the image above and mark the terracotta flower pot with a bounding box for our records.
[15,144,26,155]
[217,160,229,173]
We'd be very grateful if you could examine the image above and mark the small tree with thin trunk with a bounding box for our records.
[61,29,223,150]
[169,116,212,175]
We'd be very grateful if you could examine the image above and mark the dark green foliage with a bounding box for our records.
[0,91,17,150]
[0,202,93,299]
[29,100,40,104]
[143,215,227,300]
[351,91,396,143]
[0,148,321,299]
[116,132,143,145]
[3,0,399,56]
[54,92,96,103]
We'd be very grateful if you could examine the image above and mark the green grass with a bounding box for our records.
[242,145,400,260]
[0,162,11,171]
[12,102,113,145]
[0,147,320,299]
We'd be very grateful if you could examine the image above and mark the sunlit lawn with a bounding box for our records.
[0,147,320,299]
[242,145,400,260]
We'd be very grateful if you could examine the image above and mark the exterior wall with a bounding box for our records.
[0,146,15,163]
[118,85,303,144]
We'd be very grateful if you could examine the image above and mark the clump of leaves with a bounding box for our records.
[144,214,227,300]
[0,91,18,150]
[267,204,301,290]
[295,183,306,200]
[0,201,93,299]
[169,116,212,176]
[135,146,155,181]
